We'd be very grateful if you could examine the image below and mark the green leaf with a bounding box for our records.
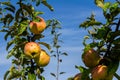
[2,1,15,10]
[31,34,44,41]
[4,31,11,40]
[95,0,104,8]
[34,11,44,16]
[7,48,16,59]
[103,2,111,12]
[36,0,41,6]
[3,13,14,25]
[22,4,33,15]
[40,76,45,80]
[75,65,86,73]
[28,73,36,80]
[4,70,10,80]
[41,0,54,11]
[4,7,15,13]
[18,20,28,35]
[80,14,102,28]
[59,72,66,75]
[50,73,56,77]
[39,42,51,51]
[15,8,22,21]
[6,40,14,50]
[61,52,68,56]
[108,60,119,75]
[94,27,110,39]
[67,77,74,80]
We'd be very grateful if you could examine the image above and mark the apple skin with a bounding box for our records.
[82,49,101,68]
[34,49,50,67]
[24,42,41,59]
[91,65,108,80]
[73,73,90,80]
[29,17,46,34]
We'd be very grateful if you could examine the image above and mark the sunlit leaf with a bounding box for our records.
[18,20,28,35]
[103,2,111,12]
[39,42,51,51]
[28,73,36,80]
[95,0,104,8]
[80,14,102,28]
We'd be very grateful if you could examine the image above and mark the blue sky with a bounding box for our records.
[0,0,120,80]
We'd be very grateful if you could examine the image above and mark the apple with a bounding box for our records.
[91,65,108,80]
[34,49,50,67]
[82,49,101,68]
[73,73,90,80]
[24,42,41,59]
[29,17,46,34]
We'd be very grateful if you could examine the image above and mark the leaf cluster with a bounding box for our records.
[72,0,120,80]
[0,0,55,80]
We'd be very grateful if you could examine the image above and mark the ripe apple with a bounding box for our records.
[34,49,50,67]
[91,65,108,80]
[73,73,90,80]
[24,42,41,59]
[82,49,101,68]
[29,17,46,34]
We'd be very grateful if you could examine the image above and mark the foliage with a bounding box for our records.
[72,0,120,80]
[47,19,68,80]
[0,0,65,80]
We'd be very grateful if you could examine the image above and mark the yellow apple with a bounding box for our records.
[91,65,108,80]
[29,17,46,34]
[34,49,50,67]
[82,49,101,68]
[24,42,41,59]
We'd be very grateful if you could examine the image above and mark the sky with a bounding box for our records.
[0,0,120,80]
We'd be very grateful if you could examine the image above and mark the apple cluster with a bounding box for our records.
[24,17,50,67]
[73,48,114,80]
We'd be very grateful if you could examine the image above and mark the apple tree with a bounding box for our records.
[71,0,120,80]
[0,0,67,80]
